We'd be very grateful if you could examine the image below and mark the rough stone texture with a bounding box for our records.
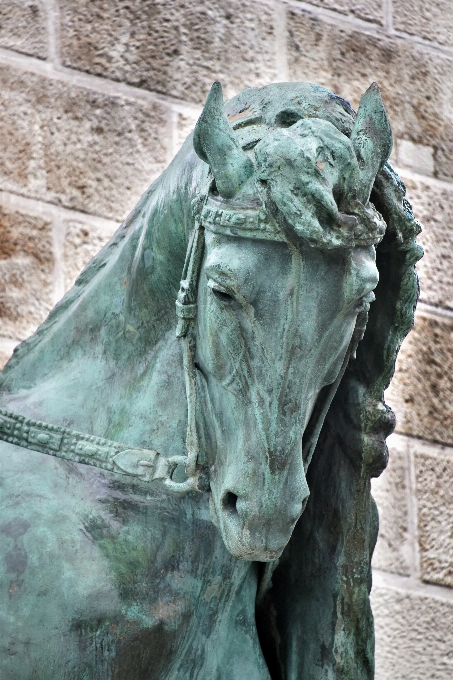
[63,220,118,291]
[372,436,412,576]
[176,111,200,155]
[414,446,453,587]
[0,206,54,340]
[385,315,453,446]
[397,141,434,177]
[0,66,170,221]
[303,0,383,24]
[286,9,453,181]
[400,173,453,311]
[0,338,18,370]
[60,0,278,105]
[0,1,48,59]
[394,0,453,49]
[0,349,10,370]
[372,583,453,679]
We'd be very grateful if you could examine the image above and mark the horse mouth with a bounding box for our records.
[210,491,296,561]
[223,532,288,562]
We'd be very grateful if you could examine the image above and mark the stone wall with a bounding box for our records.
[0,1,452,677]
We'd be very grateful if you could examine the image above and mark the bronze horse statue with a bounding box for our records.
[0,81,421,679]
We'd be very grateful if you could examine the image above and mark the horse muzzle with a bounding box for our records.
[210,477,309,562]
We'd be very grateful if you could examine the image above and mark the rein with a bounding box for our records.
[0,220,206,494]
[0,216,356,494]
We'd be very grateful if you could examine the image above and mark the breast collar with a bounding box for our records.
[0,199,357,494]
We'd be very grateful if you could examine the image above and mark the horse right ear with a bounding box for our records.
[350,83,393,205]
[193,82,254,199]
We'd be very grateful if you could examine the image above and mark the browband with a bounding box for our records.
[201,195,286,241]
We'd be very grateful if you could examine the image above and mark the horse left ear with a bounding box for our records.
[350,83,393,204]
[193,82,254,199]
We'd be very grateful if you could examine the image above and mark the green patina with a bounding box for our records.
[0,81,421,678]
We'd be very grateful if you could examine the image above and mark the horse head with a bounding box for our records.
[190,82,392,561]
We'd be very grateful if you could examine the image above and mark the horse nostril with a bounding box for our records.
[222,491,238,516]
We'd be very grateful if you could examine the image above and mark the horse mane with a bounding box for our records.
[0,136,208,389]
[344,161,422,476]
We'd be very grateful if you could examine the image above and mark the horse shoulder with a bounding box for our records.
[0,444,269,679]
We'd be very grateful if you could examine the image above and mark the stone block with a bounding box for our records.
[176,110,201,157]
[59,0,279,105]
[0,338,19,370]
[0,205,54,340]
[0,1,48,59]
[397,140,434,177]
[286,8,453,181]
[0,349,10,371]
[414,445,453,587]
[303,0,383,24]
[372,435,412,576]
[394,0,453,49]
[399,173,453,311]
[372,580,453,679]
[385,315,453,446]
[0,66,170,221]
[63,219,118,292]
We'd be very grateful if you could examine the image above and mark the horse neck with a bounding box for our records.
[0,143,206,454]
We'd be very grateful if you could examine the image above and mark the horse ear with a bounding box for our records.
[350,83,393,204]
[193,82,254,199]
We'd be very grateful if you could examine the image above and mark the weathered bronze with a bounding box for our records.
[0,81,422,679]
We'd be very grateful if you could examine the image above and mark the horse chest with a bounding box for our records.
[0,444,269,680]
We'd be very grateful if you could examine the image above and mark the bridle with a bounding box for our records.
[0,197,359,494]
[172,198,360,491]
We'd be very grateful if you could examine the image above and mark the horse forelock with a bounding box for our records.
[194,83,389,251]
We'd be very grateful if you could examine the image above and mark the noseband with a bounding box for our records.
[0,204,358,494]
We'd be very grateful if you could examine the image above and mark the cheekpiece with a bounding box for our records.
[201,195,286,242]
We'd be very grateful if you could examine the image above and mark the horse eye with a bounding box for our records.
[210,287,234,303]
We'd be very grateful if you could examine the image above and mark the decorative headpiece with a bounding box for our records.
[193,81,393,249]
[200,195,285,242]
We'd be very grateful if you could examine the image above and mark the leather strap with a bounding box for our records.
[0,406,178,483]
